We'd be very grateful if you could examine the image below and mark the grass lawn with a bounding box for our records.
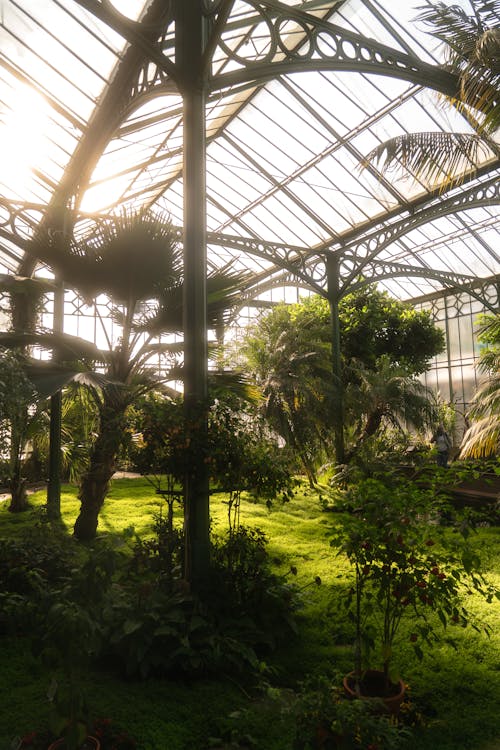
[0,477,499,749]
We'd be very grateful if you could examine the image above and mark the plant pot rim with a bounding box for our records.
[47,736,101,750]
[343,669,405,713]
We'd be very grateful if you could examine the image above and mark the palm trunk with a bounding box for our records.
[8,427,29,513]
[299,450,317,487]
[345,409,384,463]
[8,474,29,512]
[73,395,127,541]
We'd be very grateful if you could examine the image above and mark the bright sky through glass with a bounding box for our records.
[0,83,52,200]
[0,0,497,304]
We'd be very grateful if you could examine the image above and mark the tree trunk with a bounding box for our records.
[8,436,29,512]
[73,397,127,541]
[8,474,29,512]
[344,408,384,463]
[299,450,317,487]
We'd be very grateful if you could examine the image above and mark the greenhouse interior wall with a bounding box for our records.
[416,283,499,441]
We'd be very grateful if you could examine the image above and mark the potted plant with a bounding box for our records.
[38,598,102,750]
[292,673,412,749]
[29,548,117,749]
[16,718,137,750]
[331,475,496,710]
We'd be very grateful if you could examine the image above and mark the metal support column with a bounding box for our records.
[176,0,210,588]
[47,280,64,519]
[326,253,345,465]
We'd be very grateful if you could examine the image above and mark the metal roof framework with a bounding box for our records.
[0,0,498,305]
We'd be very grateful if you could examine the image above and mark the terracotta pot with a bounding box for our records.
[343,669,405,715]
[312,722,344,749]
[47,737,100,750]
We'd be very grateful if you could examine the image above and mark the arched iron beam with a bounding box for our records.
[207,231,326,294]
[208,226,499,315]
[208,7,458,98]
[347,263,498,313]
[89,1,459,126]
[340,173,500,289]
[307,161,500,256]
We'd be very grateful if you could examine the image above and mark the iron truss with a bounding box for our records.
[2,161,499,311]
[54,0,461,220]
[73,1,459,114]
[206,172,500,308]
[337,172,500,288]
[1,1,498,313]
[207,2,459,97]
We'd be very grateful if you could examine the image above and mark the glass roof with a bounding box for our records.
[0,0,498,305]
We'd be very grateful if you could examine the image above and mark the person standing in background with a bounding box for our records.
[431,424,452,467]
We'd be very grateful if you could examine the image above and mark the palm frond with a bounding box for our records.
[459,54,500,133]
[416,3,486,67]
[362,132,490,187]
[416,1,500,68]
[460,415,500,457]
[23,362,112,399]
[415,3,500,133]
[468,376,500,415]
[0,274,56,294]
[478,349,500,374]
[143,268,251,335]
[28,208,180,304]
[0,330,110,365]
[139,341,185,356]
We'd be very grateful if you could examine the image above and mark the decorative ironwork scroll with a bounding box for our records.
[209,1,458,97]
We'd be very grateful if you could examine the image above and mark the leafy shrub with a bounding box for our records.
[292,674,412,749]
[0,521,78,634]
[102,526,299,678]
[330,475,498,691]
[209,526,299,648]
[129,394,296,504]
[130,508,184,586]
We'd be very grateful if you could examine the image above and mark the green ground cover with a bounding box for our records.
[0,477,498,750]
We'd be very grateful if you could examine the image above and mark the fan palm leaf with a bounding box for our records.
[460,414,500,457]
[28,207,181,304]
[460,312,500,457]
[362,1,499,186]
[362,132,491,187]
[460,375,500,457]
[0,330,110,365]
[0,274,55,294]
[345,356,436,458]
[417,1,500,133]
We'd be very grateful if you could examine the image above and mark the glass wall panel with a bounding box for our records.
[416,285,497,432]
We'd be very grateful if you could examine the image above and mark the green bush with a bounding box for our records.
[101,525,300,678]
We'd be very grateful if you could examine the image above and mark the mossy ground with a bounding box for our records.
[0,477,498,749]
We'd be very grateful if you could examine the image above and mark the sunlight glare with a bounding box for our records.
[0,84,50,198]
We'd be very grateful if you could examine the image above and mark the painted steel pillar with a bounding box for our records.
[326,253,345,465]
[47,280,65,518]
[176,0,210,587]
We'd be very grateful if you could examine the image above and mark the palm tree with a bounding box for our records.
[243,305,333,484]
[0,350,47,512]
[362,1,500,187]
[344,355,437,462]
[0,274,59,511]
[460,313,500,457]
[9,209,248,540]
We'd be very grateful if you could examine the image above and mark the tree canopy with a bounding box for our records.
[242,287,444,473]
